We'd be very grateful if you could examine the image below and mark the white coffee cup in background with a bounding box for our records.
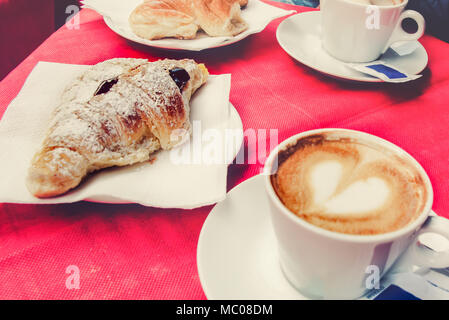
[264,129,449,299]
[320,0,425,63]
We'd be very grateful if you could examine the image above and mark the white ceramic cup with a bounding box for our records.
[320,0,425,62]
[264,129,449,299]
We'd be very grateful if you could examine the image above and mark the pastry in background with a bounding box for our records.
[26,58,209,198]
[129,0,199,40]
[194,0,248,37]
[129,0,249,40]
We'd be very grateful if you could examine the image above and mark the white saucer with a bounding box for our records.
[103,17,248,51]
[276,12,429,82]
[197,175,447,300]
[87,103,243,204]
[197,175,308,300]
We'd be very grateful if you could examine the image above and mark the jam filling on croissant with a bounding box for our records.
[169,68,190,90]
[94,68,190,96]
[95,78,119,96]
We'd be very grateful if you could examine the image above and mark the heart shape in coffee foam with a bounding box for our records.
[309,160,391,217]
[272,137,427,234]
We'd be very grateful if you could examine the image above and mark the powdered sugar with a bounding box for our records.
[32,58,204,194]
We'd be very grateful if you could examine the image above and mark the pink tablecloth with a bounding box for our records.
[1,2,449,299]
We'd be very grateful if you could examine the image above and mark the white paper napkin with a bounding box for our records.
[0,61,234,209]
[81,0,296,51]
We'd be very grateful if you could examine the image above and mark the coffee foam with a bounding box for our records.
[271,134,427,235]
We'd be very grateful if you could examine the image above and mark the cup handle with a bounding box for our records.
[382,10,426,54]
[411,216,449,269]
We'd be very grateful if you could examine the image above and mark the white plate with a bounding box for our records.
[197,175,307,300]
[87,102,244,204]
[276,11,429,82]
[82,0,295,51]
[103,16,250,51]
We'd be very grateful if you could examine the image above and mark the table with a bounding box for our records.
[1,1,449,299]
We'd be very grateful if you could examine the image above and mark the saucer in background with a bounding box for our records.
[276,11,428,82]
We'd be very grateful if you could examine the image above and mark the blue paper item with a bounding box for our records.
[366,64,408,79]
[347,61,422,83]
[276,0,319,7]
[374,285,421,300]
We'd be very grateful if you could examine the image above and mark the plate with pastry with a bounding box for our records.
[81,0,296,51]
[0,58,243,209]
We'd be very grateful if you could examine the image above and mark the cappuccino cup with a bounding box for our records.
[320,0,425,62]
[264,129,449,299]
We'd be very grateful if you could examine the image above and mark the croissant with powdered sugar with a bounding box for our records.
[26,58,209,198]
